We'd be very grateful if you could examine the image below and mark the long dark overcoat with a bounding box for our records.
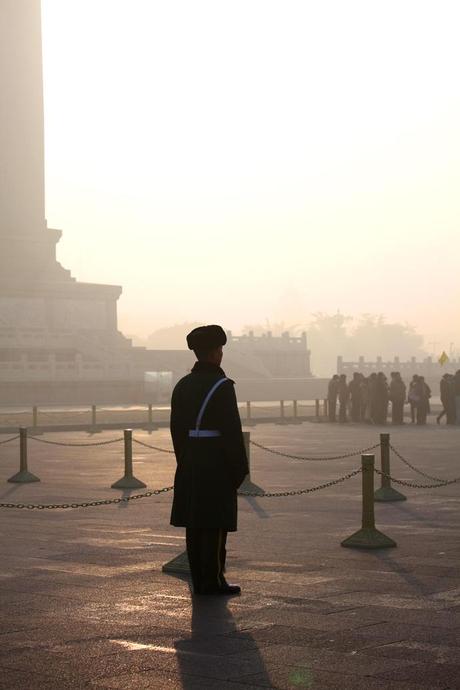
[170,361,249,532]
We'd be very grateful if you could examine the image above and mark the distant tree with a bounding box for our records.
[307,312,427,376]
[350,314,425,360]
[306,312,353,376]
[145,322,201,349]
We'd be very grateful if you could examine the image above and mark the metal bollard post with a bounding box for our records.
[239,431,264,494]
[374,434,406,502]
[111,429,147,489]
[315,399,320,419]
[8,428,40,483]
[91,404,97,426]
[32,406,38,428]
[341,454,396,549]
[246,401,251,420]
[276,400,287,424]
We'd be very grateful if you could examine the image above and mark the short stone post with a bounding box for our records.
[91,404,97,427]
[246,401,251,420]
[374,433,406,502]
[111,429,146,489]
[341,454,396,549]
[148,403,153,426]
[315,399,320,420]
[8,428,40,483]
[291,399,302,424]
[276,400,288,425]
[323,399,328,417]
[32,405,38,428]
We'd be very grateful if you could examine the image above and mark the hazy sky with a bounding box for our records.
[41,0,460,348]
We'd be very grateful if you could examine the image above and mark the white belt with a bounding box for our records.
[188,430,221,438]
[189,378,228,440]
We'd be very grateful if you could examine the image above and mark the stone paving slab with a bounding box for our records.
[1,421,460,688]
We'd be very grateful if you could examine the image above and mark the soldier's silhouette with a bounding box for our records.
[170,325,248,595]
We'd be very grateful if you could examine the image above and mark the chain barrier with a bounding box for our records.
[375,468,460,490]
[390,444,460,484]
[249,439,379,462]
[0,486,174,510]
[133,439,175,454]
[28,435,124,448]
[0,468,363,508]
[239,467,362,496]
[0,435,20,445]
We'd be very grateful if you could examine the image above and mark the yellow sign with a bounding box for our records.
[439,351,449,366]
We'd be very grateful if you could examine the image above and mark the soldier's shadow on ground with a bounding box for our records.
[173,586,271,688]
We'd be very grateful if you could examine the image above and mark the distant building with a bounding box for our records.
[226,331,311,379]
[337,356,459,389]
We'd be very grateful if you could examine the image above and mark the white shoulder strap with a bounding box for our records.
[195,377,228,431]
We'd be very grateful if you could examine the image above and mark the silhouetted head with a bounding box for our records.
[186,325,227,366]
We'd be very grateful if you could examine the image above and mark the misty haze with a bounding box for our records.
[1,1,460,689]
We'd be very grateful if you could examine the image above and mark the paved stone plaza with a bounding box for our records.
[0,420,459,689]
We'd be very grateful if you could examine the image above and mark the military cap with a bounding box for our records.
[186,325,227,351]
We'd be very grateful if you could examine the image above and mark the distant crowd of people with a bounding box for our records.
[327,371,460,426]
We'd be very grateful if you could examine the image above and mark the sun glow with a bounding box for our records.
[42,0,460,342]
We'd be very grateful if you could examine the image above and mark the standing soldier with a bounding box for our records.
[408,375,419,423]
[437,374,455,425]
[360,376,370,422]
[327,375,340,422]
[348,373,363,422]
[374,372,389,424]
[389,372,406,425]
[454,370,460,425]
[338,374,349,422]
[170,325,248,596]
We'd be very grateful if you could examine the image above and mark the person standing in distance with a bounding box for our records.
[170,325,249,596]
[327,374,339,422]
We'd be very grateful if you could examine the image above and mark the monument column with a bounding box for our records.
[0,0,67,281]
[0,0,124,344]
